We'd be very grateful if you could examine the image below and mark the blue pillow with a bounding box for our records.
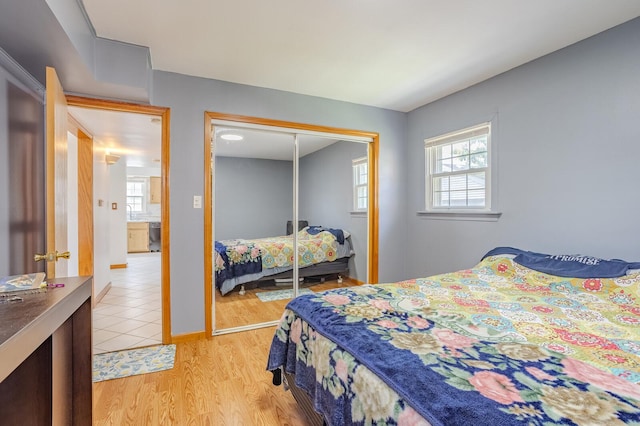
[483,246,640,278]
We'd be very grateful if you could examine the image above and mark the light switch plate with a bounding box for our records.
[193,195,202,209]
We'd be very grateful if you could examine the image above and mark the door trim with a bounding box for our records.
[76,128,94,279]
[203,111,379,337]
[67,116,96,303]
[66,95,172,344]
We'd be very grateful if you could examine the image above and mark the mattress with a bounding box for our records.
[268,249,640,425]
[215,226,352,295]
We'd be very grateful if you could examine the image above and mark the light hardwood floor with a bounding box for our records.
[94,278,358,424]
[93,326,309,425]
[215,278,354,329]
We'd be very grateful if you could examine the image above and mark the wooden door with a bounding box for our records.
[45,67,69,278]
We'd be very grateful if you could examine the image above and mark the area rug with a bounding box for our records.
[93,344,176,382]
[256,288,313,302]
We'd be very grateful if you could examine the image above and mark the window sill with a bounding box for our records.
[417,211,502,222]
[350,211,367,217]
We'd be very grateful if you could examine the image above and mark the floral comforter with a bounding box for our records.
[267,255,640,425]
[215,229,339,294]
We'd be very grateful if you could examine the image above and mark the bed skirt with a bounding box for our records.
[283,370,325,426]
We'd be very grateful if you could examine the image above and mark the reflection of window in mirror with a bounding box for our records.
[352,157,367,211]
[126,178,146,213]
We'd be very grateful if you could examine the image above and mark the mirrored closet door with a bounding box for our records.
[297,135,369,296]
[207,113,377,334]
[212,126,296,330]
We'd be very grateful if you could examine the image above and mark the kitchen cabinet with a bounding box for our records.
[128,222,149,252]
[150,176,161,204]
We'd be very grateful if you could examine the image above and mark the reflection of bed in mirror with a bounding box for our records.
[214,225,354,296]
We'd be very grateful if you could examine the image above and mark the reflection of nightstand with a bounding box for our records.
[127,222,149,252]
[286,220,308,235]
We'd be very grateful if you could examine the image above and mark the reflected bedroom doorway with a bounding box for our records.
[204,112,379,336]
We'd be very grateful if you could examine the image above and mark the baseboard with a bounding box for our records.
[93,282,111,307]
[344,276,364,286]
[110,263,127,269]
[170,331,208,344]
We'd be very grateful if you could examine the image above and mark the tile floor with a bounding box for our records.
[93,252,162,354]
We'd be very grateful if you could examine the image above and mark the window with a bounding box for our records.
[352,157,368,211]
[425,123,491,211]
[126,180,146,212]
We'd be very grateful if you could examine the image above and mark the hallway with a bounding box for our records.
[92,253,162,354]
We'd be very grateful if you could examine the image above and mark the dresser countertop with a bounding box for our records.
[0,276,92,381]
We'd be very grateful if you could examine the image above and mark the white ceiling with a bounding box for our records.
[68,106,162,168]
[82,0,640,112]
[72,1,640,164]
[213,125,367,160]
[68,106,351,165]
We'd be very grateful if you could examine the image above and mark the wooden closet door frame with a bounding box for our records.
[203,111,379,336]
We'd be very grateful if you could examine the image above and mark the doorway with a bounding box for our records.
[66,96,171,351]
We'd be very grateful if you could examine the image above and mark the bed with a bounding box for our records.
[215,226,353,295]
[267,247,640,425]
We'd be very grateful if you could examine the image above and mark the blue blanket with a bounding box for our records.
[271,290,522,425]
[214,240,262,289]
[306,226,345,244]
[484,246,640,278]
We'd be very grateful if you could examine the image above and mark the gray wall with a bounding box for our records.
[215,156,293,240]
[404,18,640,280]
[151,72,407,334]
[299,141,369,281]
[0,51,46,278]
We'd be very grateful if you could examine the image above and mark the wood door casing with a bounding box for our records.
[66,94,172,344]
[75,125,94,278]
[67,114,95,297]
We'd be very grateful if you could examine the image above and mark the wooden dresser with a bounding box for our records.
[0,276,92,425]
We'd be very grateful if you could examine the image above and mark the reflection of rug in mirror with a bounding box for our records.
[93,344,176,382]
[256,288,313,302]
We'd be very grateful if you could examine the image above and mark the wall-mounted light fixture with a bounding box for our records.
[105,154,120,165]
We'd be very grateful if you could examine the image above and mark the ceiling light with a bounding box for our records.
[220,134,243,141]
[150,117,162,124]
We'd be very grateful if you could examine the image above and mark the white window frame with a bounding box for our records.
[352,157,368,212]
[126,178,147,213]
[424,122,498,218]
